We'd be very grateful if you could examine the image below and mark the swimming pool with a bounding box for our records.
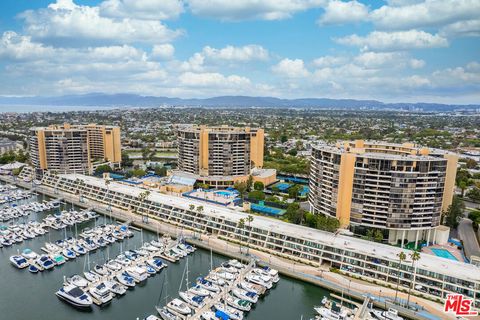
[214,191,235,197]
[431,248,458,261]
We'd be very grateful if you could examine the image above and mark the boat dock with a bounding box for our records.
[189,261,255,319]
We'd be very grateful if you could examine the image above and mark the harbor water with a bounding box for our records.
[0,189,331,320]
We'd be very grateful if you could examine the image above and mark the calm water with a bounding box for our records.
[0,191,330,320]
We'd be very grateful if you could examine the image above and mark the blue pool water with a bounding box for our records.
[431,248,458,261]
[215,191,235,197]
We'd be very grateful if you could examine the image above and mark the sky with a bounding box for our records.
[0,0,479,104]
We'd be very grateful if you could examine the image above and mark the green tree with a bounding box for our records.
[374,230,384,242]
[395,251,407,304]
[234,181,248,199]
[407,251,421,307]
[246,175,253,191]
[466,158,478,169]
[285,203,305,225]
[466,187,480,202]
[288,184,302,200]
[95,164,112,175]
[154,166,167,177]
[444,195,465,228]
[246,215,254,255]
[458,180,468,197]
[248,190,265,201]
[253,181,264,191]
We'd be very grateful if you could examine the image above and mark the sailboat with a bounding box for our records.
[178,257,206,309]
[154,272,185,320]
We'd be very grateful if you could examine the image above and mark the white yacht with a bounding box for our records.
[89,282,113,305]
[371,308,404,320]
[232,287,258,303]
[167,298,192,315]
[179,291,205,308]
[125,266,148,283]
[67,274,89,288]
[105,280,127,296]
[56,284,93,309]
[10,255,29,269]
[21,249,38,260]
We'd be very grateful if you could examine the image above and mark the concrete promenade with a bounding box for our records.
[0,175,458,320]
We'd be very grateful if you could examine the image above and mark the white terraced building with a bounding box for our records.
[40,172,480,308]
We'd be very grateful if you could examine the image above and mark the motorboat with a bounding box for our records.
[28,264,39,273]
[232,287,258,303]
[212,268,236,281]
[253,267,279,283]
[214,304,244,320]
[36,255,55,270]
[225,295,251,312]
[56,284,93,309]
[146,258,166,271]
[239,281,259,295]
[189,284,211,297]
[197,278,221,293]
[105,280,127,296]
[179,291,205,308]
[21,248,38,260]
[227,259,243,269]
[10,255,29,268]
[89,282,113,305]
[116,273,136,288]
[73,244,87,255]
[105,259,122,271]
[144,263,157,275]
[67,274,89,288]
[166,298,192,315]
[52,253,66,265]
[371,308,403,320]
[84,271,100,282]
[246,274,272,289]
[93,264,110,276]
[62,248,76,260]
[155,306,182,320]
[125,266,148,283]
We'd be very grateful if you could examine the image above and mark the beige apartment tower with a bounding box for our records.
[308,140,458,246]
[175,125,274,187]
[30,123,121,175]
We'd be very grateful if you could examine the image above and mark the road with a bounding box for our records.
[458,218,480,261]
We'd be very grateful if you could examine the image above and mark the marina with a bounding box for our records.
[0,182,332,319]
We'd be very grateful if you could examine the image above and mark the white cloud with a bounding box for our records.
[19,0,182,45]
[440,19,480,37]
[335,30,448,51]
[100,0,184,20]
[353,51,403,68]
[151,44,175,60]
[272,58,310,78]
[178,72,251,87]
[370,0,480,31]
[312,55,347,67]
[0,31,54,60]
[202,45,269,62]
[318,0,369,25]
[186,0,326,21]
[409,58,425,69]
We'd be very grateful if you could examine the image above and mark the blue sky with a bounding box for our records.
[0,0,479,103]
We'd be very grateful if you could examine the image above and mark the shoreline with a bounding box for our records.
[1,175,456,320]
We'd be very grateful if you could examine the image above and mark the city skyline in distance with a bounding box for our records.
[0,0,479,104]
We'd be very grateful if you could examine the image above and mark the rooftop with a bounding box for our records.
[61,173,480,283]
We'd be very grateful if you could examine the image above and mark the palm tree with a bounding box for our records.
[237,218,246,253]
[407,251,421,307]
[189,204,195,211]
[137,190,151,223]
[104,179,113,221]
[395,251,407,304]
[246,215,254,256]
[193,206,204,238]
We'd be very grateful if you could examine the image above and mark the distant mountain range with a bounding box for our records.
[0,93,478,112]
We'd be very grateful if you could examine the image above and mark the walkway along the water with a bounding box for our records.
[0,175,455,320]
